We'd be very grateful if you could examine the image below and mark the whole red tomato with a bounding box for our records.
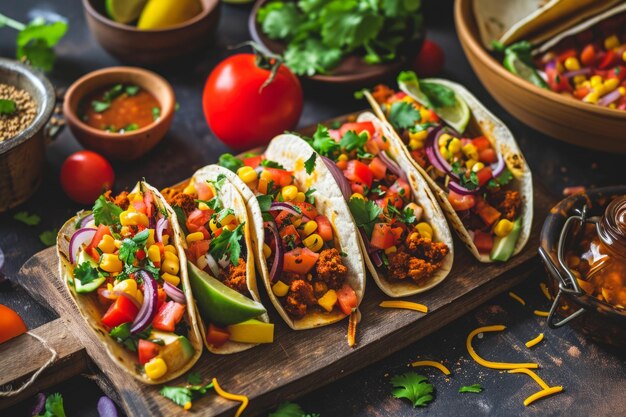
[203,53,303,150]
[60,150,115,204]
[414,39,445,77]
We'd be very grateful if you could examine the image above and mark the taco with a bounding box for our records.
[57,181,203,384]
[161,169,273,354]
[364,72,533,263]
[214,136,366,330]
[300,112,454,297]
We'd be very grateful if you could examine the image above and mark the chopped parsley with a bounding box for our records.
[487,168,513,189]
[269,401,320,417]
[152,107,161,121]
[109,323,152,352]
[388,205,417,224]
[34,392,67,417]
[262,159,285,169]
[160,374,215,408]
[452,162,478,190]
[305,188,316,204]
[339,130,369,152]
[308,124,340,157]
[118,229,150,265]
[390,372,434,408]
[257,194,273,212]
[74,261,104,285]
[125,85,140,96]
[39,228,58,247]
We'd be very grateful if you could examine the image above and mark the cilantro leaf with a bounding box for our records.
[388,101,421,130]
[304,153,316,175]
[348,197,381,237]
[487,168,513,189]
[340,130,369,152]
[269,401,319,417]
[308,124,340,157]
[388,205,417,224]
[110,323,151,352]
[152,107,161,121]
[118,229,150,265]
[91,100,110,113]
[74,261,102,285]
[39,229,57,247]
[125,85,139,96]
[218,153,244,173]
[187,372,202,385]
[36,392,67,417]
[172,206,189,235]
[259,2,303,40]
[15,18,68,71]
[13,211,41,226]
[459,384,483,393]
[305,188,316,204]
[209,223,244,266]
[160,386,193,408]
[93,195,123,226]
[262,159,285,169]
[284,39,342,76]
[390,373,434,407]
[0,98,17,115]
[420,81,456,108]
[257,194,273,212]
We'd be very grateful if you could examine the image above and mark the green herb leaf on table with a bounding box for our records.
[390,372,434,408]
[348,197,381,237]
[459,384,483,393]
[160,374,215,408]
[14,17,68,72]
[218,153,244,173]
[388,101,421,130]
[187,372,202,385]
[209,223,244,266]
[304,153,316,175]
[39,229,58,247]
[35,392,67,417]
[13,211,41,226]
[0,98,17,115]
[269,401,319,417]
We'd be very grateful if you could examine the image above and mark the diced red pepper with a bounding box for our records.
[339,121,376,138]
[472,136,491,151]
[580,44,595,67]
[475,167,493,186]
[87,224,112,260]
[265,167,293,187]
[187,240,210,263]
[344,160,373,188]
[598,50,617,70]
[243,155,263,168]
[101,295,139,328]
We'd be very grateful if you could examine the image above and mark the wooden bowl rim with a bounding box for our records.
[454,0,626,121]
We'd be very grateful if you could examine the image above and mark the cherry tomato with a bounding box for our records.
[203,53,303,150]
[60,151,114,205]
[413,40,445,77]
[0,304,27,344]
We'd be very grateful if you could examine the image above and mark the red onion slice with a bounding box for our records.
[97,396,119,417]
[378,150,408,182]
[269,202,310,221]
[490,149,505,178]
[69,228,97,264]
[598,88,622,106]
[321,155,351,200]
[130,270,158,334]
[448,180,479,195]
[79,213,94,228]
[358,227,384,267]
[155,217,168,243]
[163,281,186,304]
[264,221,283,283]
[0,246,4,271]
[562,67,591,78]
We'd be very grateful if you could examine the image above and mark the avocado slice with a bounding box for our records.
[187,261,266,326]
[490,218,522,262]
[74,250,106,293]
[227,319,274,344]
[158,335,195,373]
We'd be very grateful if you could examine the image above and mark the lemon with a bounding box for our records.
[137,0,203,30]
[105,0,148,24]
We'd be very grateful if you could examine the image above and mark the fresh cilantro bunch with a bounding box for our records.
[257,0,423,76]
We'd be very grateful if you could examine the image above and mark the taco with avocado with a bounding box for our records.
[214,135,366,330]
[161,169,273,354]
[364,72,533,263]
[57,181,203,384]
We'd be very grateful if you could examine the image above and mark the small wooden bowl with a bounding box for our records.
[83,0,220,66]
[455,0,626,154]
[63,67,175,161]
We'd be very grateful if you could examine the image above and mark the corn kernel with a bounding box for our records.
[590,75,603,87]
[462,143,478,160]
[186,232,204,244]
[263,243,272,259]
[439,146,451,160]
[619,87,626,96]
[113,279,137,296]
[384,245,397,255]
[409,139,420,150]
[164,245,177,254]
[609,103,616,109]
[164,251,179,262]
[438,132,452,147]
[409,129,428,142]
[623,50,626,62]
[198,202,209,211]
[162,272,180,286]
[295,192,306,203]
[120,211,149,227]
[448,138,462,154]
[573,75,587,86]
[465,159,478,170]
[494,219,514,237]
[162,259,179,275]
[258,178,269,194]
[604,34,620,50]
[302,220,318,237]
[350,193,365,201]
[237,166,257,184]
[337,153,349,162]
[162,234,169,245]
[416,222,433,240]
[219,212,236,226]
[564,56,580,71]
[135,289,143,305]
[272,280,289,297]
[209,218,219,232]
[147,245,161,264]
[604,78,619,92]
[144,357,168,380]
[260,170,273,181]
[97,234,116,254]
[145,229,155,247]
[583,91,599,104]
[223,223,237,231]
[183,402,192,411]
[419,108,431,122]
[303,233,324,252]
[318,289,338,312]
[182,181,196,195]
[281,185,298,201]
[472,162,485,172]
[100,254,123,273]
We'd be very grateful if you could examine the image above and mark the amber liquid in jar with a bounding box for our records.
[566,196,626,309]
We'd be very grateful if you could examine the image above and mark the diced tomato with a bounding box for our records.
[546,66,571,92]
[157,287,167,310]
[97,286,116,306]
[315,215,333,241]
[351,182,366,196]
[243,155,263,168]
[598,50,616,70]
[427,109,439,122]
[447,191,476,211]
[557,48,577,63]
[152,301,186,332]
[580,44,595,67]
[213,227,223,238]
[472,136,491,151]
[339,121,376,138]
[274,210,293,228]
[87,224,112,260]
[371,131,390,151]
[206,323,230,348]
[186,209,212,233]
[101,295,139,328]
[336,159,348,170]
[293,202,318,219]
[280,224,301,247]
[283,247,319,274]
[265,167,293,187]
[187,240,210,262]
[391,226,403,242]
[132,199,147,214]
[344,160,373,188]
[475,197,501,226]
[389,179,411,200]
[138,339,160,365]
[368,157,387,180]
[389,92,407,101]
[573,85,591,100]
[475,167,493,186]
[381,192,403,210]
[336,284,358,315]
[136,249,146,261]
[328,129,342,141]
[478,148,497,164]
[410,150,428,168]
[370,223,396,250]
[143,191,154,218]
[195,181,213,201]
[473,230,493,254]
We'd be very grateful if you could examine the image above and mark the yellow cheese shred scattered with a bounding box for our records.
[508,291,526,306]
[533,310,550,317]
[525,333,544,348]
[539,283,552,301]
[212,378,249,417]
[466,325,538,370]
[523,386,563,406]
[348,311,358,348]
[411,360,451,375]
[379,300,428,313]
[508,368,549,389]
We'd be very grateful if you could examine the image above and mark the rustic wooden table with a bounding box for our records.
[1,1,624,416]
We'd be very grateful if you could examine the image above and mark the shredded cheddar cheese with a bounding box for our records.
[523,386,563,406]
[525,333,544,348]
[379,300,428,313]
[411,360,451,375]
[508,368,549,389]
[466,325,538,370]
[539,283,552,301]
[508,291,526,306]
[533,310,550,317]
[212,378,249,417]
[348,311,358,348]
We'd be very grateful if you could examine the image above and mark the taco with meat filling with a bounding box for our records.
[300,112,454,297]
[161,169,273,354]
[364,72,533,263]
[214,135,366,330]
[57,181,203,384]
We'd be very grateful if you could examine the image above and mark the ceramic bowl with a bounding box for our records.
[63,66,175,161]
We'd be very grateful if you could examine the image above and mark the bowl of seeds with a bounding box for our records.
[0,58,55,212]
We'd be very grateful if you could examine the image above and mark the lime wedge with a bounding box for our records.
[106,0,148,24]
[187,261,266,326]
[503,53,548,89]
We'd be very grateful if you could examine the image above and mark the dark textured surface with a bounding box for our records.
[0,1,624,416]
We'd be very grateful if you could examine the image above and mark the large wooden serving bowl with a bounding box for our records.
[454,0,626,154]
